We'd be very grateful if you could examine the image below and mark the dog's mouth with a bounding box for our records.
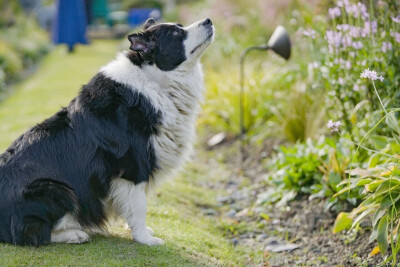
[190,28,214,55]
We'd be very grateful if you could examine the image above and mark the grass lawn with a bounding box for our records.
[0,41,247,266]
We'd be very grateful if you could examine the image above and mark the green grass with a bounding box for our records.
[0,41,247,266]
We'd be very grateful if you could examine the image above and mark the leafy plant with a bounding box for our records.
[0,8,50,94]
[334,159,400,263]
[333,66,400,264]
[258,136,362,210]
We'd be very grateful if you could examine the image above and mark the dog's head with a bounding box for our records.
[127,18,214,71]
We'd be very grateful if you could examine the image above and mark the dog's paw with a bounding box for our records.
[133,233,164,246]
[146,226,154,236]
[67,230,90,244]
[51,229,90,244]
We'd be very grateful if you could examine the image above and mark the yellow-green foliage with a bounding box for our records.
[0,15,50,87]
[178,0,327,142]
[0,41,23,78]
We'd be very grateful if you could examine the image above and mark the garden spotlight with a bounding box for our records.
[239,26,291,165]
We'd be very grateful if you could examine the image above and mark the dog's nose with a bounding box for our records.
[203,18,212,26]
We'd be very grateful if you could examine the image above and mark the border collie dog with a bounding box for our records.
[0,18,214,246]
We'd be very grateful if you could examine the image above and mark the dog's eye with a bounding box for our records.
[173,30,179,36]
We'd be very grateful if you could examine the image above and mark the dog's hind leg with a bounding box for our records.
[110,178,164,246]
[51,229,89,244]
[50,213,90,244]
[13,178,81,246]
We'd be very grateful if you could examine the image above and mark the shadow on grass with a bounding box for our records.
[0,233,216,266]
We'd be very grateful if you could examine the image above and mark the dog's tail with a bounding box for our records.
[9,178,79,246]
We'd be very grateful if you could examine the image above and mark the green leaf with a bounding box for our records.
[373,208,387,227]
[373,181,400,198]
[365,180,384,192]
[377,215,389,254]
[369,223,378,243]
[370,135,390,150]
[368,153,381,168]
[385,113,400,135]
[352,209,374,229]
[333,212,353,233]
[260,213,270,221]
[355,178,373,187]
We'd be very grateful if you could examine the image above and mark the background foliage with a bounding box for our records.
[0,1,50,95]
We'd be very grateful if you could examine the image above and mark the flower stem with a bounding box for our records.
[372,80,387,115]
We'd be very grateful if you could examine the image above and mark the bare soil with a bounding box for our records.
[199,137,388,266]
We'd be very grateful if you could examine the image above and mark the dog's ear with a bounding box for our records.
[127,33,154,53]
[143,18,156,30]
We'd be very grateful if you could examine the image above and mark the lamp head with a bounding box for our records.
[267,26,291,60]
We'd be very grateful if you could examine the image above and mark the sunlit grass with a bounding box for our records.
[0,41,248,266]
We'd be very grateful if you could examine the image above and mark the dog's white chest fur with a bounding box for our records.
[100,53,204,179]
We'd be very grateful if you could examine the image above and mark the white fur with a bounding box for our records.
[109,179,164,245]
[51,213,90,244]
[101,19,212,181]
[52,213,82,232]
[51,229,90,244]
[183,19,214,58]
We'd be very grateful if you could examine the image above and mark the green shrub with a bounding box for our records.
[0,41,23,80]
[0,14,50,92]
[333,66,400,263]
[258,136,363,210]
[334,135,400,263]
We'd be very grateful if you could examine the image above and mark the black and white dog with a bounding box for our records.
[0,18,214,246]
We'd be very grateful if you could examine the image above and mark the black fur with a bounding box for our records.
[0,73,161,246]
[127,23,187,71]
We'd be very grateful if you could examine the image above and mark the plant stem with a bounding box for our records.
[372,80,388,115]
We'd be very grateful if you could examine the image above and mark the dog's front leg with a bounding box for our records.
[127,182,164,245]
[110,179,164,246]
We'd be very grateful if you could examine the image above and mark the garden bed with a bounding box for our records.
[201,140,385,266]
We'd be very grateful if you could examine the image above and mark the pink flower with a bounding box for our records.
[337,0,350,8]
[363,21,378,35]
[345,4,359,17]
[337,24,350,31]
[360,69,384,82]
[381,42,393,53]
[391,32,400,43]
[329,7,341,19]
[345,60,351,69]
[358,3,369,19]
[352,41,363,49]
[303,29,316,39]
[342,35,353,48]
[392,16,400,24]
[326,30,342,47]
[327,120,341,132]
